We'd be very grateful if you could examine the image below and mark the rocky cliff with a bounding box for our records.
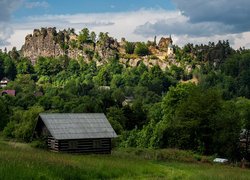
[21,27,179,70]
[21,27,119,65]
[21,27,62,64]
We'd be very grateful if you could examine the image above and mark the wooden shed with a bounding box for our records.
[34,113,117,154]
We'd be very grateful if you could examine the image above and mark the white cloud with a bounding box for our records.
[134,0,250,49]
[0,23,13,46]
[0,0,22,47]
[135,0,250,38]
[1,8,250,50]
[4,9,176,50]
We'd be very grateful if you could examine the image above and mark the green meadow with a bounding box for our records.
[0,140,249,180]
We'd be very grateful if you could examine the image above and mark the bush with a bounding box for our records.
[30,140,47,149]
[134,42,150,56]
[3,121,15,138]
[121,54,138,59]
[148,55,159,60]
[124,42,135,54]
[114,148,213,163]
[0,99,9,130]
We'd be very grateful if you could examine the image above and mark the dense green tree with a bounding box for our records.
[3,56,17,80]
[0,36,249,160]
[107,107,127,134]
[171,88,222,154]
[6,74,36,95]
[35,57,63,76]
[213,101,241,159]
[162,83,196,120]
[222,50,250,98]
[77,28,91,47]
[90,31,96,43]
[0,57,4,79]
[98,32,109,43]
[0,98,9,130]
[235,97,250,130]
[170,65,184,80]
[16,58,34,74]
[111,88,125,106]
[93,66,111,86]
[38,95,53,110]
[71,96,103,113]
[110,74,125,88]
[3,106,44,141]
[15,93,37,109]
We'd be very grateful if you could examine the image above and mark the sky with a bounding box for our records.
[1,0,250,50]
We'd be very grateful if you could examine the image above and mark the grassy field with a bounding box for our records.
[0,140,250,179]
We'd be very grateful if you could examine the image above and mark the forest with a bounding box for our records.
[0,31,250,161]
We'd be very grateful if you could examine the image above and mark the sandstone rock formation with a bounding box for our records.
[20,27,183,71]
[21,27,119,64]
[21,27,63,64]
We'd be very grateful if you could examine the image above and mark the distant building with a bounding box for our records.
[122,96,134,106]
[0,77,10,88]
[168,44,174,56]
[98,86,111,91]
[157,35,174,57]
[1,90,16,96]
[34,113,117,154]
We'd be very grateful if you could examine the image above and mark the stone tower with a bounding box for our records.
[167,35,174,56]
[158,35,173,50]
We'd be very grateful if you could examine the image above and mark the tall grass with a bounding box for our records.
[0,140,249,179]
[114,148,213,163]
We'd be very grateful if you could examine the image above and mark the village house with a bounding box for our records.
[0,77,10,88]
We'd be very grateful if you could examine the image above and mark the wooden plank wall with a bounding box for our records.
[48,137,111,154]
[48,137,59,151]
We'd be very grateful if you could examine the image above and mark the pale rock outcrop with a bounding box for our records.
[21,27,119,65]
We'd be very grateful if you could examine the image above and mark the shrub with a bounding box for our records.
[134,42,150,56]
[124,42,135,54]
[30,140,47,149]
[148,55,159,60]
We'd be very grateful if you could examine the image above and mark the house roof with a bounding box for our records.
[1,90,16,96]
[0,77,10,82]
[39,113,117,140]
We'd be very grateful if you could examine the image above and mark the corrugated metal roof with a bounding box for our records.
[39,113,117,140]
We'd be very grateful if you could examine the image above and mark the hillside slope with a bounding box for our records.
[0,140,250,179]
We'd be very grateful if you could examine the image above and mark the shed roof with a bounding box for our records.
[39,113,117,140]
